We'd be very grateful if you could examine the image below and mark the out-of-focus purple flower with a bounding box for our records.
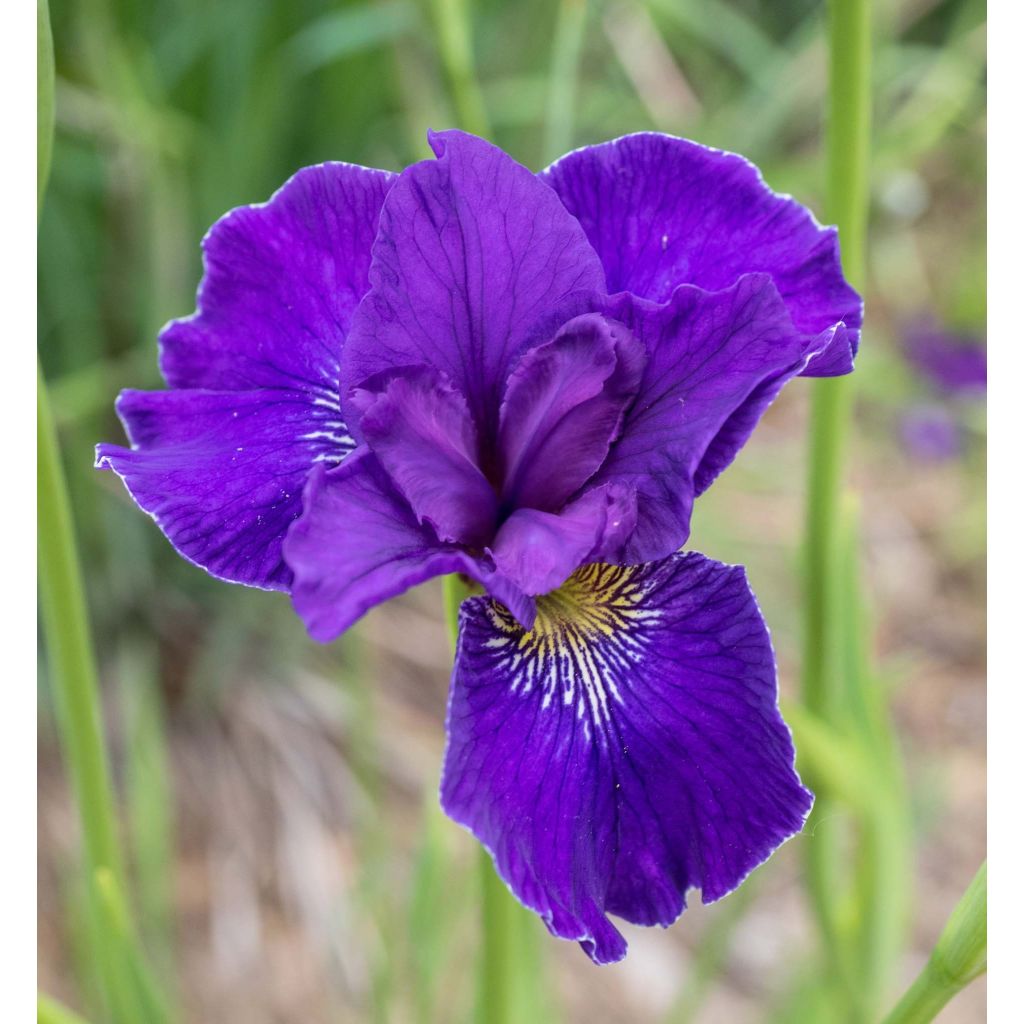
[97,131,861,963]
[905,322,987,398]
[901,404,963,462]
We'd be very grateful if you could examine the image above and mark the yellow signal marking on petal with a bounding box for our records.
[485,563,661,736]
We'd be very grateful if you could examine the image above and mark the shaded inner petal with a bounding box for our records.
[497,313,645,513]
[488,483,637,596]
[355,366,499,547]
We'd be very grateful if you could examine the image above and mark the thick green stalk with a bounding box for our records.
[803,0,872,723]
[431,0,491,137]
[801,0,872,1011]
[880,863,986,1024]
[543,0,587,164]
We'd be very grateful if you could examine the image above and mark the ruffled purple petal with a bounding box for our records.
[498,314,645,512]
[284,449,534,641]
[541,133,861,377]
[95,388,353,590]
[489,483,637,596]
[441,553,812,964]
[354,366,498,546]
[161,162,395,392]
[340,130,606,441]
[590,275,823,562]
[98,162,394,589]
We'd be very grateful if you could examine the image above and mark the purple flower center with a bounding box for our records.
[350,311,645,591]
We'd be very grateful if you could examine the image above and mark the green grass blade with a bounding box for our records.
[38,0,54,212]
[286,0,419,75]
[430,0,491,137]
[120,642,177,980]
[543,0,588,164]
[881,863,986,1024]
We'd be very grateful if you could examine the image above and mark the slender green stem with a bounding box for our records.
[803,0,872,716]
[39,366,127,889]
[38,0,55,213]
[802,0,872,1012]
[431,0,491,137]
[881,863,986,1024]
[478,851,515,1024]
[543,0,588,164]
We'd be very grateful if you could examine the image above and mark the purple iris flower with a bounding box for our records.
[97,131,861,963]
[904,320,986,398]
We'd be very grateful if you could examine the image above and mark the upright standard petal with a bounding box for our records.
[340,130,607,439]
[354,366,498,546]
[161,162,395,392]
[441,553,812,964]
[497,313,645,513]
[96,388,353,590]
[284,450,534,642]
[590,275,821,562]
[541,133,861,376]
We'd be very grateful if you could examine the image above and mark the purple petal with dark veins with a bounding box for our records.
[340,130,607,442]
[498,314,645,513]
[489,483,637,596]
[95,389,353,590]
[354,366,498,546]
[441,553,812,964]
[590,275,825,562]
[161,161,395,393]
[541,133,861,376]
[98,162,393,589]
[284,449,534,641]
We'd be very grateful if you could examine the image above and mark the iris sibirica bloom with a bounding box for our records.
[97,131,861,963]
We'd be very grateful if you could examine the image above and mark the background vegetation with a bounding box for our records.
[38,0,986,1021]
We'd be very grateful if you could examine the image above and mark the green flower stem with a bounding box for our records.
[881,863,986,1024]
[802,0,872,1011]
[543,0,588,164]
[431,0,491,138]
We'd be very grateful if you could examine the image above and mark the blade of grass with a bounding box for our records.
[880,863,986,1024]
[286,0,419,75]
[542,0,588,164]
[120,641,176,980]
[38,0,55,212]
[430,0,490,137]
